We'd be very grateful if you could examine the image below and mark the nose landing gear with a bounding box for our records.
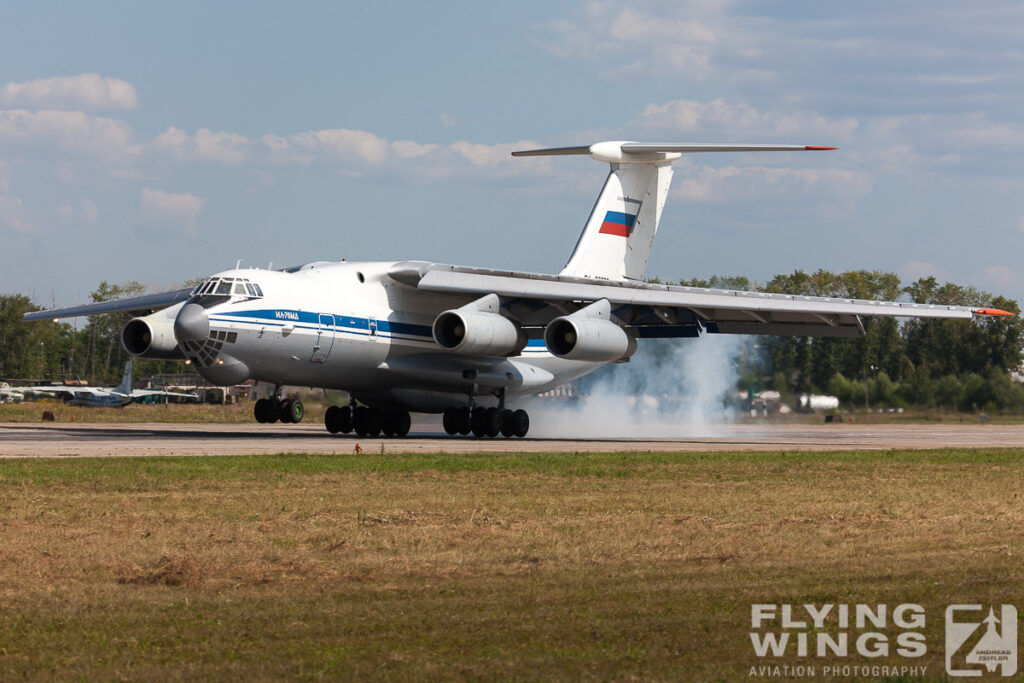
[254,389,305,424]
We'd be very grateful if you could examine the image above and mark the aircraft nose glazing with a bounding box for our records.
[174,303,210,342]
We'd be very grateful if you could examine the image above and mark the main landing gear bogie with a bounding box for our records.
[324,405,411,438]
[254,397,305,424]
[443,406,528,438]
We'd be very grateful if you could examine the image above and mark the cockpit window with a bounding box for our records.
[190,277,264,305]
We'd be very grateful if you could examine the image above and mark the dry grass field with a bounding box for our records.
[0,449,1022,680]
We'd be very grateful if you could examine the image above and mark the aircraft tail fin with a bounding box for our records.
[512,142,836,281]
[116,358,134,394]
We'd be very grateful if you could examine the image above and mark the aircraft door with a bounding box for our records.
[311,314,336,363]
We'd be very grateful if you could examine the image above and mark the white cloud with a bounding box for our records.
[439,113,457,127]
[391,140,438,159]
[139,188,204,237]
[0,109,137,160]
[0,195,44,234]
[0,73,138,110]
[983,265,1016,287]
[639,98,859,141]
[154,126,252,164]
[674,165,873,207]
[56,197,98,227]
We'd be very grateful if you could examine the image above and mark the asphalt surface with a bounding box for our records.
[1,421,1022,457]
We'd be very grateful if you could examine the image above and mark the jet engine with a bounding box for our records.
[543,298,637,362]
[121,304,186,360]
[432,293,526,356]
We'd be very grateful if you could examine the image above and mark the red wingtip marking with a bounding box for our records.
[805,146,838,151]
[975,308,1014,316]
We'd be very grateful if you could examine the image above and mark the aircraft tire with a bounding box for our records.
[365,408,383,437]
[325,405,350,434]
[499,409,516,437]
[289,400,305,424]
[512,409,529,438]
[353,406,369,435]
[456,406,471,435]
[484,407,501,438]
[394,410,411,437]
[470,408,488,437]
[265,398,280,424]
[442,407,459,435]
[279,399,294,424]
[381,411,397,437]
[254,398,270,423]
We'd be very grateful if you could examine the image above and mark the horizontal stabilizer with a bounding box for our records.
[621,142,836,153]
[512,140,837,163]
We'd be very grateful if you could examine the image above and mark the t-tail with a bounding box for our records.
[512,141,836,281]
[116,358,134,394]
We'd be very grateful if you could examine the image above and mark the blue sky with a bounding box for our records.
[3,1,1024,305]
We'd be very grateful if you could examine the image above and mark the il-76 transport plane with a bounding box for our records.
[23,141,1012,437]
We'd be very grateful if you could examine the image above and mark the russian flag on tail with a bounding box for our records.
[598,210,637,237]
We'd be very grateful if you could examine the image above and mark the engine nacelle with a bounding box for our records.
[122,308,185,360]
[543,299,637,362]
[432,293,526,356]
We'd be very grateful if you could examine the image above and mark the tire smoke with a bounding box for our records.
[526,333,745,438]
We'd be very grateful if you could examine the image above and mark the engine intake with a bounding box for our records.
[544,299,636,362]
[432,294,526,357]
[122,308,185,359]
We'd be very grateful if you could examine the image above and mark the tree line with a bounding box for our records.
[0,282,188,384]
[677,270,1024,412]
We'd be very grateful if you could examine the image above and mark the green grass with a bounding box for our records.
[1,448,1022,680]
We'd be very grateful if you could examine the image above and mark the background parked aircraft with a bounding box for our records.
[7,359,196,407]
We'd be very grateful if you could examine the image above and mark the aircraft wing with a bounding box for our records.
[22,287,192,322]
[129,389,198,399]
[390,262,1011,338]
[8,385,109,396]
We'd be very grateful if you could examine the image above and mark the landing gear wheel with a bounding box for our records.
[499,409,516,437]
[364,408,382,437]
[263,398,280,423]
[288,400,304,424]
[254,398,271,423]
[484,407,501,438]
[381,411,397,437]
[352,406,368,436]
[278,399,295,423]
[470,407,488,438]
[394,411,411,437]
[512,409,529,438]
[457,406,471,435]
[325,405,352,434]
[443,407,459,435]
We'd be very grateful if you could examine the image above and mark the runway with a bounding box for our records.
[1,421,1022,457]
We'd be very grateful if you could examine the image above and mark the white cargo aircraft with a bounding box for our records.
[22,141,1011,436]
[6,359,196,407]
